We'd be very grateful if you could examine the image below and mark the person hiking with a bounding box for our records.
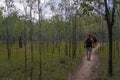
[92,35,98,48]
[84,33,94,61]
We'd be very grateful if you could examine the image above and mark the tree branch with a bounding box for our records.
[104,0,110,27]
[111,0,116,28]
[93,8,105,16]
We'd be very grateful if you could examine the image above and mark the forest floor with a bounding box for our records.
[68,45,100,80]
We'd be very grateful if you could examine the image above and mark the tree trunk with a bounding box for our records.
[18,34,23,48]
[30,5,34,80]
[38,0,42,80]
[108,27,113,77]
[104,0,115,77]
[113,39,116,58]
[23,29,27,72]
[7,24,11,61]
[72,14,77,59]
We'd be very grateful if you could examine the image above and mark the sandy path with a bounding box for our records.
[68,46,100,80]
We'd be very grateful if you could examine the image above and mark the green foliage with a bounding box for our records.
[0,42,84,80]
[0,11,109,42]
[0,0,119,79]
[97,43,120,80]
[115,1,120,5]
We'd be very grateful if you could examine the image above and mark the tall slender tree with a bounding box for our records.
[5,0,14,61]
[71,0,79,59]
[104,0,116,76]
[26,0,35,79]
[37,0,42,79]
[22,0,28,73]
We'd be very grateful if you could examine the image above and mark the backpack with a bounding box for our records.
[85,38,92,47]
[93,36,97,43]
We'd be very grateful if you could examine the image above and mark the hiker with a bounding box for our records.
[92,35,98,48]
[84,33,94,61]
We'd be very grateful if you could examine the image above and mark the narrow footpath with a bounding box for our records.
[68,45,100,80]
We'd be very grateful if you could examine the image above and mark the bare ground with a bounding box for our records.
[68,46,100,80]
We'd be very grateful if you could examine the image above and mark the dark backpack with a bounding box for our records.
[85,38,92,47]
[93,36,97,43]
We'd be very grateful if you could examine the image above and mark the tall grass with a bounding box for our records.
[97,42,120,80]
[0,42,84,80]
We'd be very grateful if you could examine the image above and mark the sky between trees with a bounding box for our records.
[0,0,62,19]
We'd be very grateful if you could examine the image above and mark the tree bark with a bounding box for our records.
[38,0,42,80]
[72,14,77,59]
[104,0,115,77]
[108,27,113,77]
[29,3,34,80]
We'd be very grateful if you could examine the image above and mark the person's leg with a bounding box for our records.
[86,48,89,60]
[87,52,89,60]
[94,42,98,48]
[88,52,91,60]
[93,43,96,48]
[87,51,88,60]
[88,48,92,60]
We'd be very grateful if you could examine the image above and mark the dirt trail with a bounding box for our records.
[68,46,100,80]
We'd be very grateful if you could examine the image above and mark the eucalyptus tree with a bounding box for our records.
[70,0,79,59]
[104,1,116,76]
[113,10,120,58]
[59,0,69,56]
[37,0,42,79]
[37,0,52,79]
[48,2,61,66]
[4,0,15,61]
[51,14,64,61]
[50,5,55,64]
[116,3,120,57]
[59,0,77,59]
[73,1,79,59]
[26,0,36,79]
[21,0,29,73]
